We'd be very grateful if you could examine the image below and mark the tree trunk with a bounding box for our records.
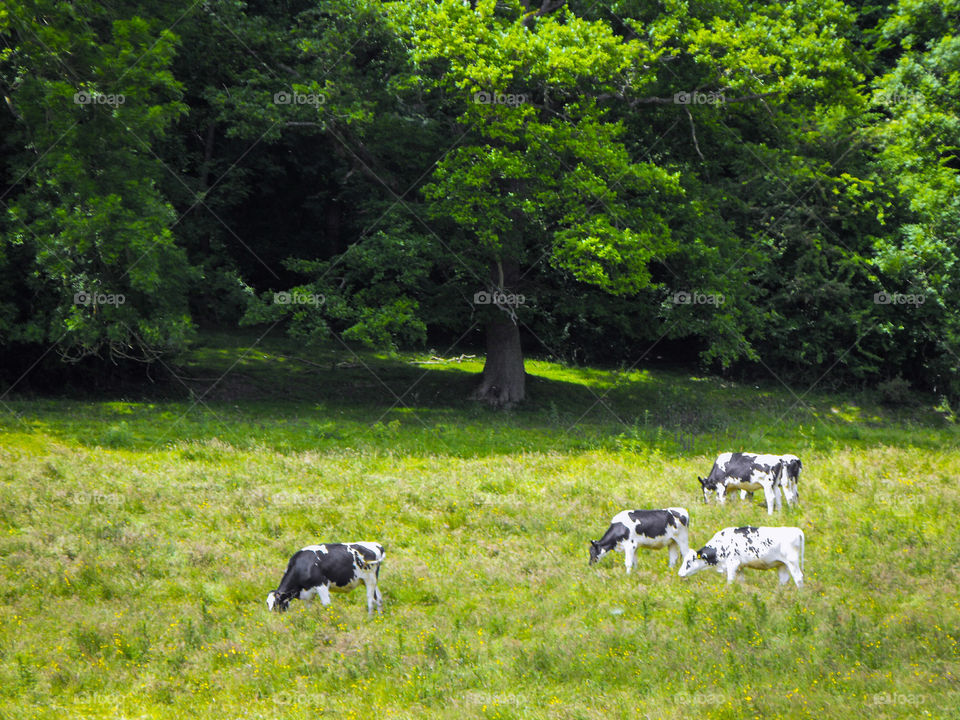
[473,255,526,407]
[473,315,526,407]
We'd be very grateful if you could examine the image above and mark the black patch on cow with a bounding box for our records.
[733,526,759,537]
[317,545,361,588]
[669,509,689,527]
[271,549,325,610]
[595,521,630,551]
[351,543,379,562]
[625,510,675,539]
[697,546,718,565]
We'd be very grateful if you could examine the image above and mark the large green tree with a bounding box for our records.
[395,0,691,404]
[0,1,194,375]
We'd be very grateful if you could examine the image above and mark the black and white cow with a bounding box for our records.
[698,452,786,514]
[589,508,690,572]
[266,542,384,615]
[678,526,804,587]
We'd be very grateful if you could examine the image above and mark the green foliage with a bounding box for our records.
[406,0,684,295]
[0,0,958,400]
[877,375,917,405]
[869,0,960,398]
[0,1,196,363]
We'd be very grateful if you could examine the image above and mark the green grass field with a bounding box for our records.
[1,332,958,718]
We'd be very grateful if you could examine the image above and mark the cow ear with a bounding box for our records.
[697,476,705,485]
[590,540,598,548]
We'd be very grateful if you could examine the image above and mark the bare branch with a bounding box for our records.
[685,106,705,160]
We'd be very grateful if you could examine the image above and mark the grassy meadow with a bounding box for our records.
[1,331,958,719]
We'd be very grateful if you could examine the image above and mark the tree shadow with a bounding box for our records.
[0,329,954,457]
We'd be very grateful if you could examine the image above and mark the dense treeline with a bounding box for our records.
[1,0,958,405]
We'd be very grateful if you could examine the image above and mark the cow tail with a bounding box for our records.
[800,531,805,572]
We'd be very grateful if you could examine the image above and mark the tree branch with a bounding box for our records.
[521,0,566,27]
[685,106,705,160]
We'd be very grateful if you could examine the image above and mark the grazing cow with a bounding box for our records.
[266,542,384,615]
[589,508,690,572]
[778,454,802,507]
[678,526,804,587]
[698,452,785,514]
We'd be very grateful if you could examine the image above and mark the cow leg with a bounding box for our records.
[740,490,753,501]
[365,579,378,616]
[764,486,777,514]
[668,542,679,568]
[725,563,739,584]
[623,542,637,573]
[777,565,791,585]
[717,487,727,505]
[317,584,331,606]
[786,562,804,588]
[786,482,799,507]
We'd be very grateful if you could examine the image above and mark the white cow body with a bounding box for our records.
[678,526,804,587]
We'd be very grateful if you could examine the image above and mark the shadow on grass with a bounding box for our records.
[0,329,956,457]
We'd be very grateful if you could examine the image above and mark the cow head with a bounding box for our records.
[678,546,716,577]
[697,476,711,503]
[266,590,292,612]
[780,456,801,506]
[588,540,606,565]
